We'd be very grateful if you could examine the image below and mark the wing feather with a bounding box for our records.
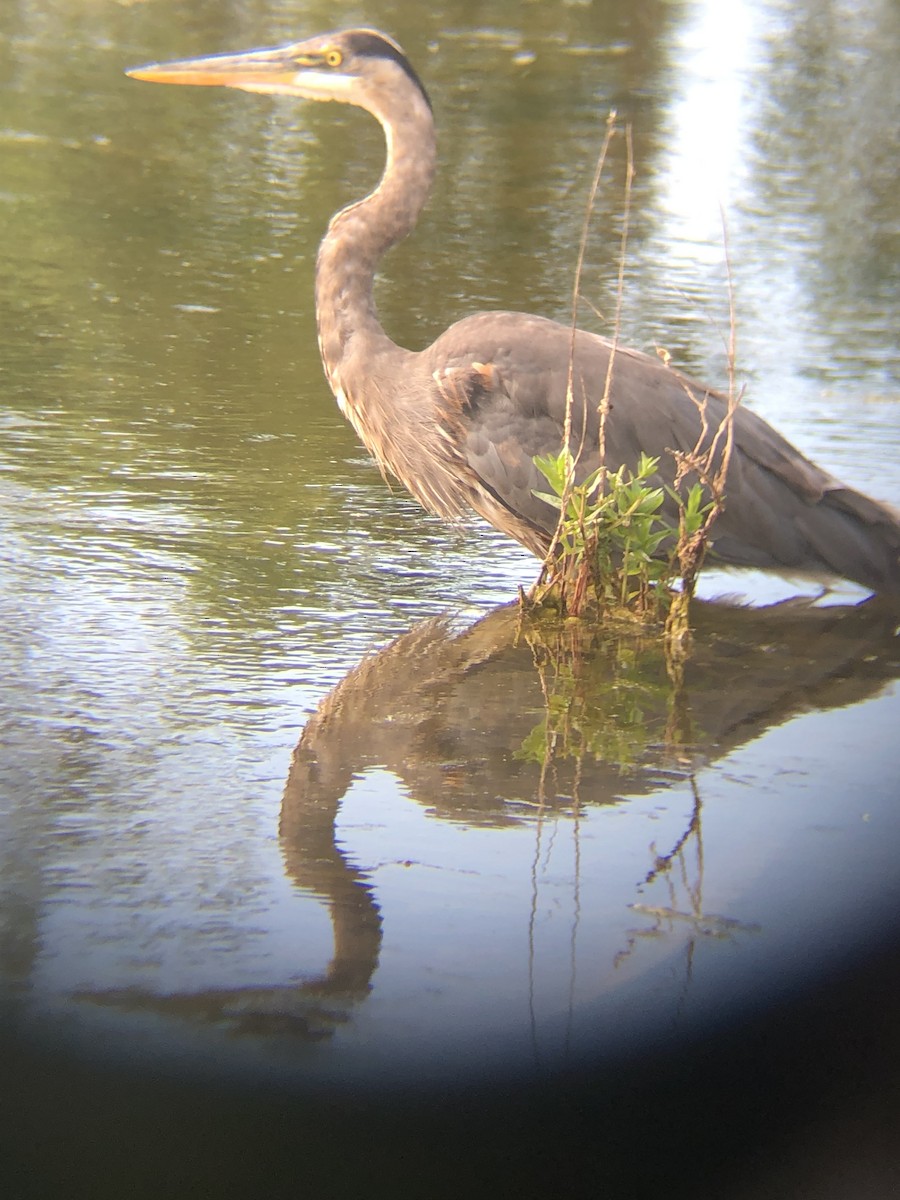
[421,311,900,591]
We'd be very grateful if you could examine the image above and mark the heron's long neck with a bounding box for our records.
[315,96,436,388]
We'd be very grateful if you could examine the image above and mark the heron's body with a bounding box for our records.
[128,30,900,594]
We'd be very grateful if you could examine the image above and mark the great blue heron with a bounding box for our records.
[128,29,900,594]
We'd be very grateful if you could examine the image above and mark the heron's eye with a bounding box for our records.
[324,49,343,67]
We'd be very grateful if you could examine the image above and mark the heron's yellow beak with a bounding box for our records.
[126,43,354,101]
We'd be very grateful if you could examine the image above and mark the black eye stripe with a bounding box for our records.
[343,30,431,110]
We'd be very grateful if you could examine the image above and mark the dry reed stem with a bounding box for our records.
[664,214,743,652]
[539,111,620,582]
[598,121,635,498]
[530,123,741,631]
[535,112,636,615]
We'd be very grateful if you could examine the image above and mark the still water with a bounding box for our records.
[1,0,899,1192]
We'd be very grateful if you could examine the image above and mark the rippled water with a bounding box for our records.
[1,0,898,1194]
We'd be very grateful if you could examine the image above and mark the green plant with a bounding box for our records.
[523,112,739,639]
[527,448,716,622]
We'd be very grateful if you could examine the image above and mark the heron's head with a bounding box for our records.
[126,28,431,117]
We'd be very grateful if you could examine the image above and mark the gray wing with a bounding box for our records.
[423,311,900,593]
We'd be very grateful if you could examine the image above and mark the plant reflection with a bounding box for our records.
[78,598,897,1043]
[615,777,761,999]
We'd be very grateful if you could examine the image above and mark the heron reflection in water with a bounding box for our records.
[128,30,900,594]
[74,596,900,1039]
